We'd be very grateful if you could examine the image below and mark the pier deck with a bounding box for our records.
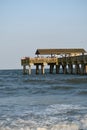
[21,48,87,75]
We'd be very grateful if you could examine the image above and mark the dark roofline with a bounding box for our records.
[35,48,86,55]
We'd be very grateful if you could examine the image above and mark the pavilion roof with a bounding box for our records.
[35,48,86,55]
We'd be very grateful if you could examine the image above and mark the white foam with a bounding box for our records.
[45,104,85,116]
[20,128,33,130]
[37,128,47,130]
[0,104,87,130]
[51,123,79,130]
[80,115,87,129]
[0,124,79,130]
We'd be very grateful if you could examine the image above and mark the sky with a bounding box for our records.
[0,0,87,69]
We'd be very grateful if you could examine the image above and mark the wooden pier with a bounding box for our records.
[21,48,87,75]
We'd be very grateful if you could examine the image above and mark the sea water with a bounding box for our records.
[0,69,87,130]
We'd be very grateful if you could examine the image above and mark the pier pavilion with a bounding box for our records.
[21,48,87,75]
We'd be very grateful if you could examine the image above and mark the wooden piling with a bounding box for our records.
[41,64,45,74]
[36,64,39,74]
[49,64,54,74]
[23,65,26,74]
[28,65,31,75]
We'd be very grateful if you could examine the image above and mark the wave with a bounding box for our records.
[0,119,87,130]
[0,84,86,97]
[0,124,80,130]
[0,104,87,130]
[77,90,87,96]
[66,77,87,85]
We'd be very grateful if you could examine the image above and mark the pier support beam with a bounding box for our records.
[28,65,31,75]
[85,65,87,74]
[68,64,73,74]
[23,65,27,74]
[49,64,54,74]
[75,64,80,74]
[62,64,67,74]
[41,64,45,74]
[56,65,60,74]
[36,65,39,74]
[81,64,85,74]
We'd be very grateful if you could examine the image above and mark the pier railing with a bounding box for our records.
[21,57,58,65]
[58,55,87,64]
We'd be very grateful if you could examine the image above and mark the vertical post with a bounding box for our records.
[84,65,87,74]
[56,65,60,74]
[81,63,85,75]
[62,64,67,74]
[28,65,31,75]
[75,64,80,74]
[68,64,73,74]
[23,65,26,74]
[49,64,54,74]
[41,64,45,74]
[78,64,81,74]
[36,64,39,74]
[75,64,77,74]
[49,65,51,74]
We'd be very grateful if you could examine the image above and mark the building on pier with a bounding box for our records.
[35,48,86,56]
[21,48,87,75]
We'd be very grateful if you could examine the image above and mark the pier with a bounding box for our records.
[21,48,87,75]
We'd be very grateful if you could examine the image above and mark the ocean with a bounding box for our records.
[0,69,87,130]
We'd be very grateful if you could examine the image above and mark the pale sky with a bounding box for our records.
[0,0,87,69]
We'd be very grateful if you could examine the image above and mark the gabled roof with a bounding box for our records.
[35,48,86,55]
